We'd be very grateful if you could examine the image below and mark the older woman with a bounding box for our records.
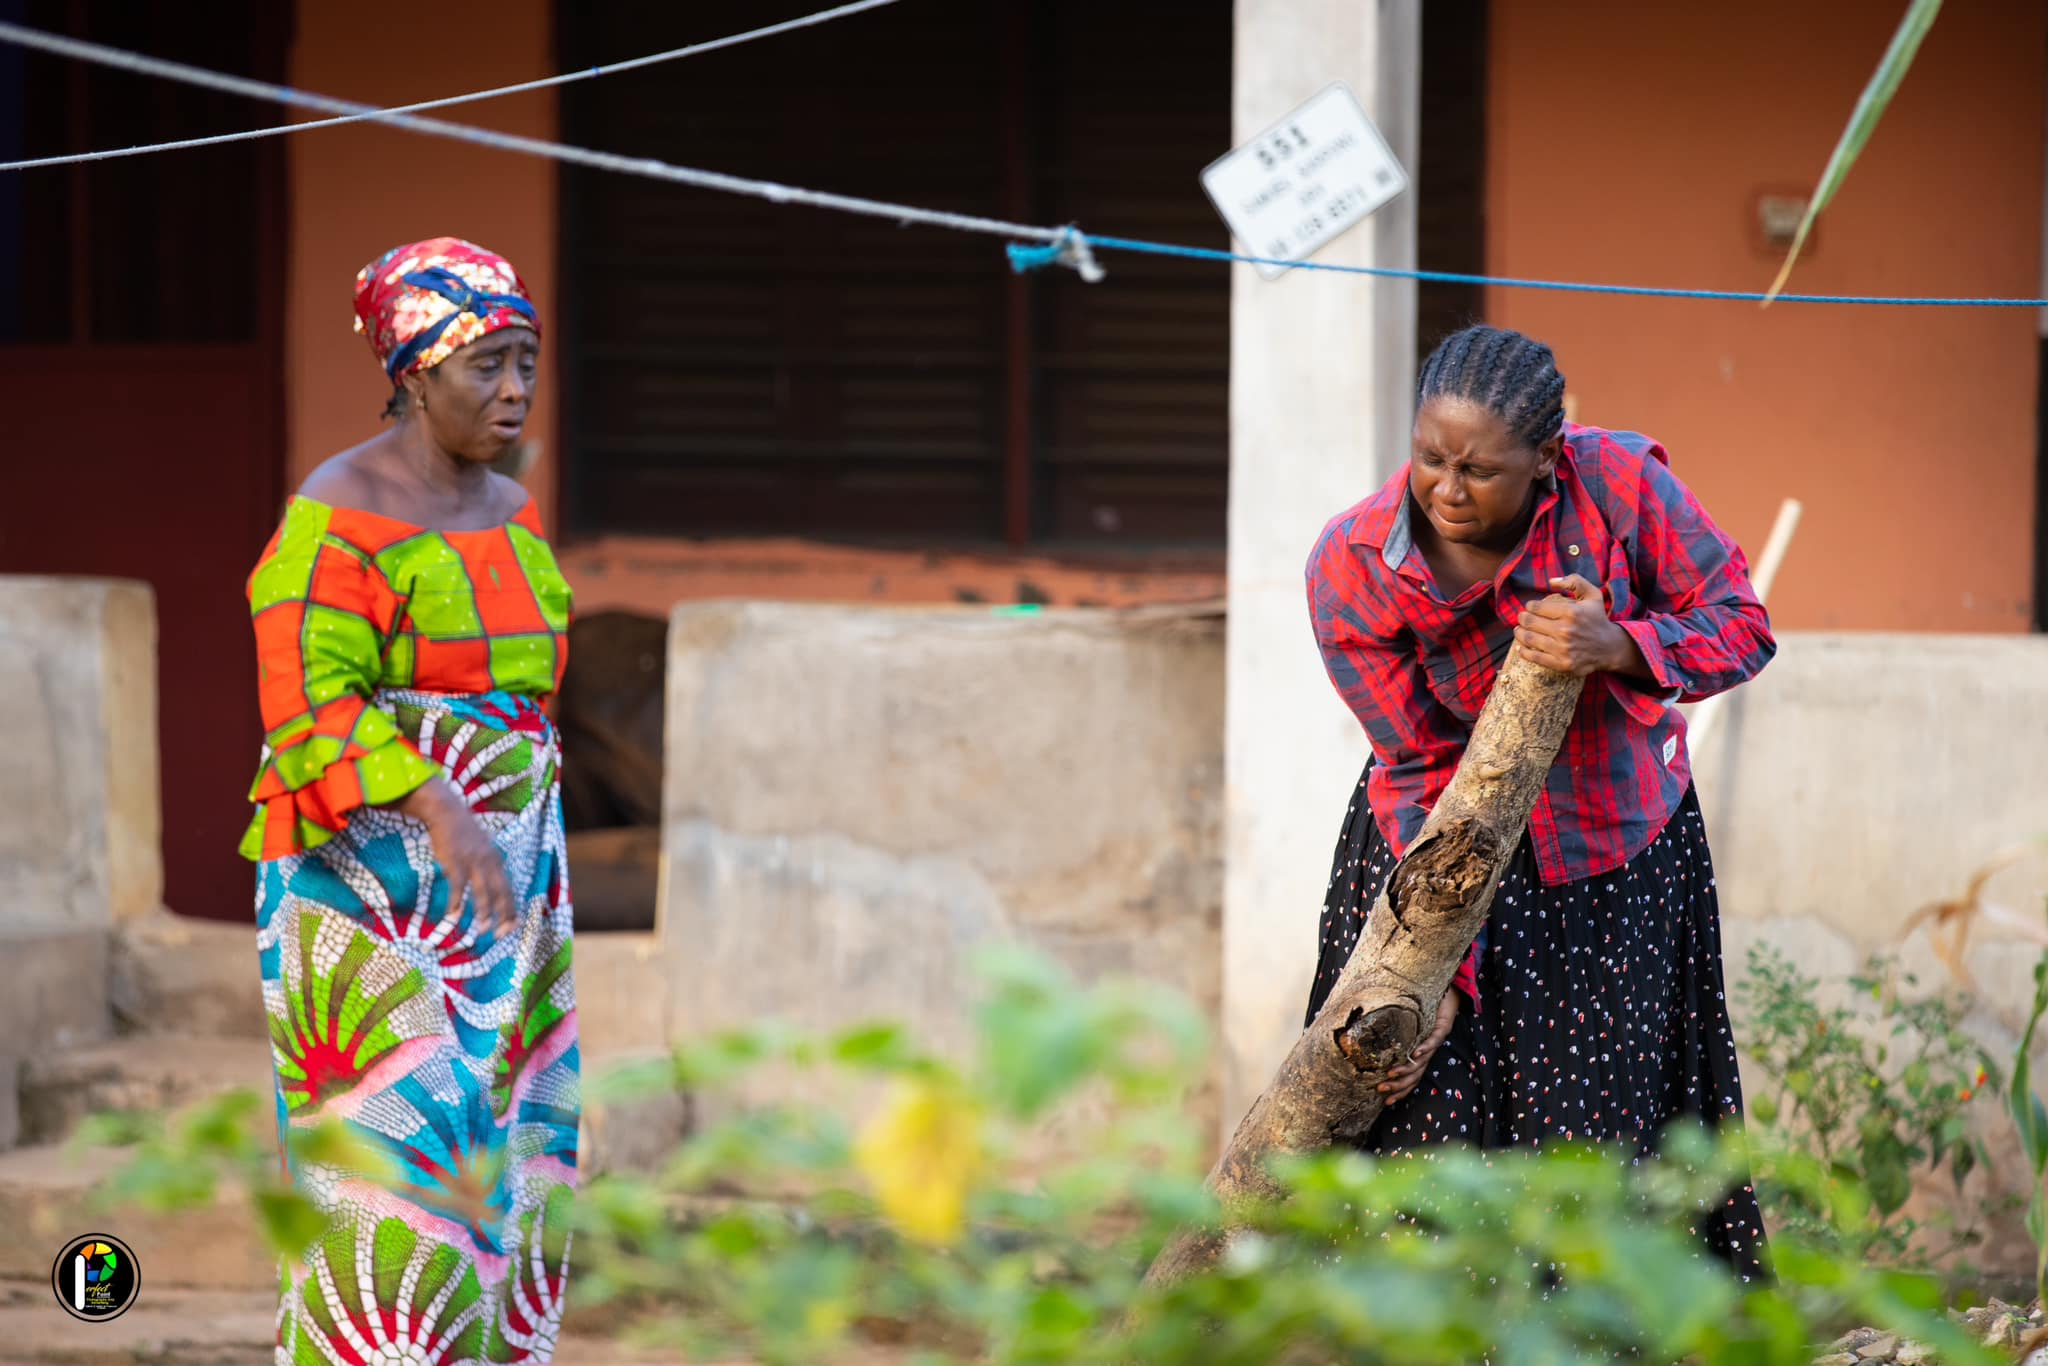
[244,238,576,1361]
[1304,325,1774,1280]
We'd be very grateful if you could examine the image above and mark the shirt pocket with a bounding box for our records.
[1418,628,1501,726]
[1601,539,1640,621]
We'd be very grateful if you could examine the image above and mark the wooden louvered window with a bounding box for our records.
[559,0,1231,548]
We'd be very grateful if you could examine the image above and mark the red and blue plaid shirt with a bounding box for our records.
[1308,422,1775,894]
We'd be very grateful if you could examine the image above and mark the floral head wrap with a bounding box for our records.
[352,236,538,381]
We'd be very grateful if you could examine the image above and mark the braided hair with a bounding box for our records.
[1416,325,1566,450]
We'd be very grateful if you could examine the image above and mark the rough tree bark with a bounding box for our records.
[1146,643,1585,1285]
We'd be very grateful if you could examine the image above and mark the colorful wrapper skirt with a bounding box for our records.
[255,689,578,1365]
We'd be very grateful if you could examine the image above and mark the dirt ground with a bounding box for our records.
[0,1277,914,1366]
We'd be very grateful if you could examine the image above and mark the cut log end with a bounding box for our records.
[1333,1001,1414,1073]
[1329,1002,1416,1141]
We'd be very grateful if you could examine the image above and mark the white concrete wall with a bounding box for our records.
[1695,633,2048,1268]
[644,616,2048,1239]
[0,577,161,931]
[1700,633,2048,1027]
[1222,0,1421,1123]
[658,601,1226,1132]
[0,576,153,1140]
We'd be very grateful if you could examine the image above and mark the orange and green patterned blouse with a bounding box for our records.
[241,494,573,861]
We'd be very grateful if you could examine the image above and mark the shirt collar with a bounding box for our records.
[1351,461,1563,573]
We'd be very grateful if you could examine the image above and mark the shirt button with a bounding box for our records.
[1567,544,1581,556]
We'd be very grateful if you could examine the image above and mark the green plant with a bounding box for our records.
[2006,951,2048,1307]
[92,948,2002,1365]
[557,950,1999,1364]
[1737,944,1999,1269]
[69,1090,392,1258]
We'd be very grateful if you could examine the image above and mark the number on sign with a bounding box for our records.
[1253,125,1313,172]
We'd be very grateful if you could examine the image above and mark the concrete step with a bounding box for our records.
[0,927,114,1151]
[109,908,267,1041]
[17,1036,272,1149]
[0,1144,277,1294]
[0,1279,721,1365]
[0,927,111,1049]
[0,1125,685,1303]
[0,1278,273,1366]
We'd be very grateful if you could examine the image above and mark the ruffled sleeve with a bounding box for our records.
[239,499,441,860]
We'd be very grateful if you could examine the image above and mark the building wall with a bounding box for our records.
[285,0,560,528]
[657,601,1226,1140]
[0,578,160,932]
[1696,634,2048,1268]
[639,600,2048,1249]
[1488,0,2047,632]
[280,0,2048,632]
[646,608,2048,1255]
[0,577,156,1099]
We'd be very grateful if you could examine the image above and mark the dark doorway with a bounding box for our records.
[0,0,291,921]
[1416,0,1490,365]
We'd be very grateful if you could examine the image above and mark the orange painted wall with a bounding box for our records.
[1488,0,2045,631]
[286,0,559,530]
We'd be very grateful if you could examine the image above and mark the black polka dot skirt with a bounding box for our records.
[1304,766,1768,1283]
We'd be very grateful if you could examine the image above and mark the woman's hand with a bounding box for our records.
[1381,989,1460,1106]
[1514,574,1650,678]
[398,779,519,938]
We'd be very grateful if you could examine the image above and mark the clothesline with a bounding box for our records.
[1,17,2043,309]
[0,1,902,172]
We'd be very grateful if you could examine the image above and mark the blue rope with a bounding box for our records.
[3,17,2039,310]
[1006,226,1104,282]
[1058,233,2048,308]
[1006,230,1070,274]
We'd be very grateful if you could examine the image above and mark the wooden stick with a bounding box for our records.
[1685,496,1800,758]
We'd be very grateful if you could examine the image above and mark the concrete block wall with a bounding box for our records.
[1699,634,2048,991]
[658,601,1226,1136]
[0,576,158,1144]
[1695,633,2048,1266]
[0,576,161,933]
[652,612,2048,1262]
[8,572,2047,1261]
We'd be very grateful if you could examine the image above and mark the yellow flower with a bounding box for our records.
[854,1080,982,1245]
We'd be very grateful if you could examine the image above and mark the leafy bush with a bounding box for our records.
[2004,952,2048,1305]
[1736,944,2001,1271]
[85,949,2006,1365]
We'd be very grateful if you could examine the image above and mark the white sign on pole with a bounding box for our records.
[1200,83,1408,281]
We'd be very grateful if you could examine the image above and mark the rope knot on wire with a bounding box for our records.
[1006,226,1105,283]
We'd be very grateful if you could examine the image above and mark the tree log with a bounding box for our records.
[1146,643,1584,1285]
